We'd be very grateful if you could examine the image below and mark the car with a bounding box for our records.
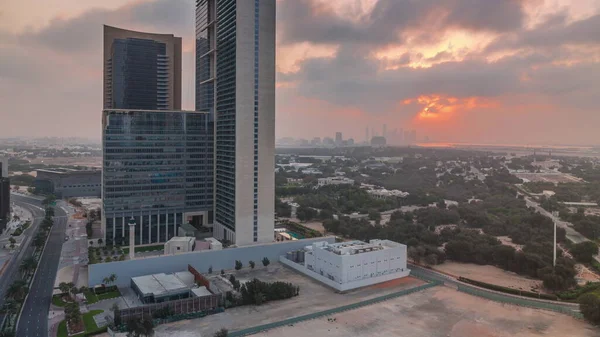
[65,236,69,241]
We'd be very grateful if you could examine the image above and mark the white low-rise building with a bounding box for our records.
[280,239,410,291]
[317,177,355,187]
[164,237,195,255]
[367,189,409,199]
[205,237,223,250]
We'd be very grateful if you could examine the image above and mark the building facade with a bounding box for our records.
[102,109,214,246]
[34,169,101,198]
[196,0,276,246]
[103,25,182,110]
[0,158,10,232]
[281,240,410,291]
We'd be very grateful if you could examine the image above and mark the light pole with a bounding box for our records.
[552,211,559,268]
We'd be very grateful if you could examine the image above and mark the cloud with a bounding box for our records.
[1,0,600,145]
[278,0,528,47]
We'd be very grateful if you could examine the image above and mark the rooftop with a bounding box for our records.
[131,271,194,297]
[309,239,401,256]
[167,236,195,244]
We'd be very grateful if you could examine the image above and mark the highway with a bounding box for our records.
[10,194,68,337]
[0,196,47,328]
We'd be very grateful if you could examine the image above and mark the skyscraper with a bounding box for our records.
[101,109,213,246]
[196,0,276,246]
[382,124,387,139]
[103,25,182,110]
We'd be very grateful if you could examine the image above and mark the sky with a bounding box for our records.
[1,0,600,145]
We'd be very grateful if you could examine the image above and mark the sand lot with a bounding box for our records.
[253,287,598,337]
[433,262,544,292]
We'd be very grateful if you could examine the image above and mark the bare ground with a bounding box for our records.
[433,261,544,292]
[252,287,599,337]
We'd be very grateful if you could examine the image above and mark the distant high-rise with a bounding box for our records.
[103,25,182,110]
[382,124,387,139]
[365,127,370,144]
[196,0,276,246]
[335,132,343,145]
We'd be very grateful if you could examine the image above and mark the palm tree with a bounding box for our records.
[109,274,117,285]
[1,300,17,315]
[33,233,46,248]
[19,257,37,276]
[58,282,71,296]
[102,277,111,286]
[6,280,28,301]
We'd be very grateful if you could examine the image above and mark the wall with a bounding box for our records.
[89,236,335,287]
[280,256,411,292]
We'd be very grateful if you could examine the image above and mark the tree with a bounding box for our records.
[368,209,381,221]
[19,257,37,276]
[8,237,16,249]
[570,242,599,263]
[89,241,93,246]
[221,269,225,276]
[98,238,103,245]
[214,328,228,337]
[110,274,118,285]
[6,280,28,301]
[424,253,438,266]
[126,315,154,337]
[235,260,243,270]
[1,300,17,315]
[580,294,600,324]
[249,261,255,269]
[262,257,270,267]
[59,282,71,295]
[208,266,213,274]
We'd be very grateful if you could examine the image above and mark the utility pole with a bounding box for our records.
[552,211,558,267]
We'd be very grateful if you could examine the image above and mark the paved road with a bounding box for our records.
[11,194,68,337]
[0,197,47,328]
[524,196,589,244]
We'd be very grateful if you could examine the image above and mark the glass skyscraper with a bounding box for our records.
[102,109,213,246]
[103,25,182,110]
[196,0,275,246]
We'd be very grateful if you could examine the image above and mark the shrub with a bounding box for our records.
[235,260,242,270]
[458,277,558,301]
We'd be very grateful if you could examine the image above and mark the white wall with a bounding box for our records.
[280,256,411,292]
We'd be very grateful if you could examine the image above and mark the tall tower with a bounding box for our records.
[382,124,387,139]
[103,25,182,110]
[197,0,276,246]
[365,127,369,144]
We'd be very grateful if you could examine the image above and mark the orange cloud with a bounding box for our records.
[404,94,501,122]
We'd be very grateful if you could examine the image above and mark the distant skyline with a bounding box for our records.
[2,0,600,145]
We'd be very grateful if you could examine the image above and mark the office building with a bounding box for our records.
[382,124,387,139]
[103,25,182,110]
[0,158,9,232]
[102,109,214,246]
[281,240,410,291]
[196,0,276,246]
[34,168,101,198]
[365,127,370,144]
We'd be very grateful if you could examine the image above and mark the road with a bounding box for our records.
[523,196,600,265]
[10,194,68,337]
[0,196,47,328]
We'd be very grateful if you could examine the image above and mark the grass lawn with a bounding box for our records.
[52,294,70,307]
[97,290,121,301]
[57,310,105,337]
[84,290,99,304]
[123,244,164,254]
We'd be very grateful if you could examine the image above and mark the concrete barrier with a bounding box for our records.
[89,237,336,287]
